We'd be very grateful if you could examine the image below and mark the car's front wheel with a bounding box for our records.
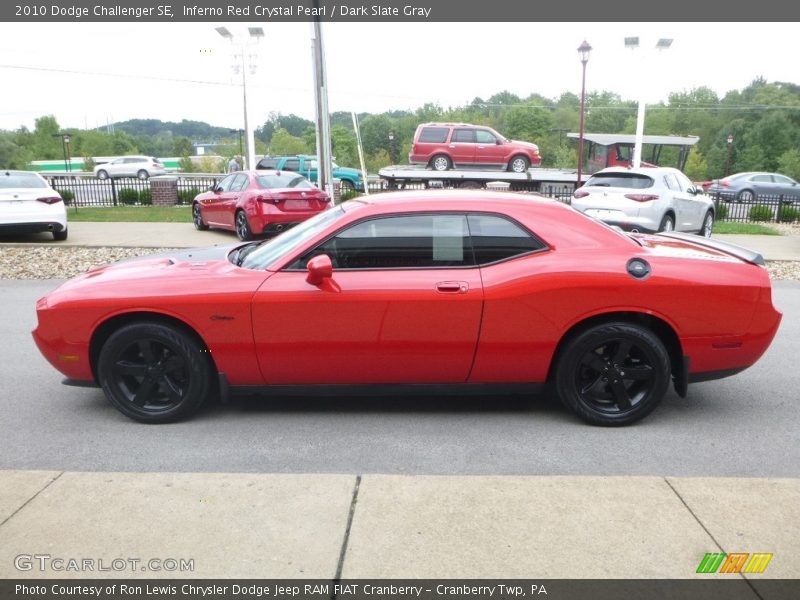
[555,322,670,426]
[508,155,530,173]
[192,203,209,230]
[96,170,109,180]
[340,179,355,194]
[235,210,253,241]
[97,322,213,423]
[700,211,714,238]
[430,154,452,171]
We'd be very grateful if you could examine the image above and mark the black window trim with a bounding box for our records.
[280,210,550,272]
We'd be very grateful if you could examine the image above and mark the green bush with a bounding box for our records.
[138,188,152,205]
[777,204,800,223]
[714,202,728,220]
[177,187,202,205]
[748,204,773,222]
[118,188,139,205]
[59,189,74,206]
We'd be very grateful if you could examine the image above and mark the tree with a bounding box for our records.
[777,149,800,181]
[683,148,709,181]
[269,128,309,155]
[330,125,358,167]
[172,136,193,157]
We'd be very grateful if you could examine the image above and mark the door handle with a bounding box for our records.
[436,281,469,294]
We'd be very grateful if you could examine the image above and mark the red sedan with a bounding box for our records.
[192,170,330,241]
[33,191,781,425]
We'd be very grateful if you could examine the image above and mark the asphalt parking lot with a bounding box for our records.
[2,278,799,477]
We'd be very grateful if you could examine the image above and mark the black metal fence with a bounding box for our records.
[46,174,221,208]
[44,174,800,225]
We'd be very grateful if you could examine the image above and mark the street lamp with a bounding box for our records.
[576,40,592,188]
[388,130,397,164]
[217,26,264,171]
[626,36,673,168]
[52,133,71,172]
[725,134,734,177]
[229,129,244,156]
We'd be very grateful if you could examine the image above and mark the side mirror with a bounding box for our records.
[306,254,333,285]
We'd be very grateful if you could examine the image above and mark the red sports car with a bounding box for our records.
[33,191,781,426]
[192,170,330,241]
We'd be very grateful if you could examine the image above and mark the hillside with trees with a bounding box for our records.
[2,78,799,179]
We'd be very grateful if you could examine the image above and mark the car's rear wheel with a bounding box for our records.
[192,203,209,230]
[96,170,109,180]
[700,211,714,238]
[235,210,253,241]
[659,214,675,232]
[430,154,452,171]
[137,170,149,180]
[555,322,670,426]
[738,189,755,203]
[508,155,530,173]
[53,228,68,241]
[97,322,212,423]
[340,179,355,194]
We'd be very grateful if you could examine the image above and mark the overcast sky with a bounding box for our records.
[1,22,797,132]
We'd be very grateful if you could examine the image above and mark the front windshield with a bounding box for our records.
[240,206,345,270]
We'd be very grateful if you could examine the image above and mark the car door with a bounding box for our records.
[773,174,800,201]
[474,129,506,168]
[449,128,477,168]
[221,173,250,227]
[663,172,695,231]
[107,158,127,177]
[201,174,236,225]
[251,213,483,384]
[674,170,707,230]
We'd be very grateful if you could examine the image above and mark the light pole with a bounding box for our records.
[725,134,734,177]
[217,27,263,171]
[229,128,244,157]
[626,36,673,168]
[52,133,71,172]
[576,40,592,188]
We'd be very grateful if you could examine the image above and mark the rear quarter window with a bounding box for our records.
[584,173,654,189]
[418,127,450,143]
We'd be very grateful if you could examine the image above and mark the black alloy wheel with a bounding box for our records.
[97,322,212,423]
[235,210,253,241]
[555,323,670,426]
[192,203,209,230]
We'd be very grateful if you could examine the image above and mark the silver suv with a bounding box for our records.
[93,156,166,180]
[571,167,715,237]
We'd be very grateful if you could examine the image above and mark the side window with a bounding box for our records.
[216,174,237,192]
[257,158,278,169]
[418,127,449,143]
[751,175,772,183]
[467,214,545,265]
[452,129,476,143]
[231,173,249,192]
[283,159,300,171]
[674,171,695,192]
[663,173,680,191]
[294,214,470,270]
[475,130,497,144]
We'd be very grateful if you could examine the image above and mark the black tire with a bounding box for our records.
[555,322,670,426]
[508,155,530,173]
[235,210,253,241]
[53,228,68,241]
[192,203,209,231]
[700,211,714,238]
[430,154,452,171]
[97,322,213,423]
[658,214,675,232]
[137,169,149,180]
[737,189,755,203]
[96,170,108,180]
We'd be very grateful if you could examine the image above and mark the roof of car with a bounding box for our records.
[566,133,700,146]
[592,166,679,176]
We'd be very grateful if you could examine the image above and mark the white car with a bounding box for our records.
[0,171,68,241]
[93,156,166,180]
[571,166,715,237]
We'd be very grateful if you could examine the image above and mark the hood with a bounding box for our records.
[510,140,540,152]
[333,165,363,180]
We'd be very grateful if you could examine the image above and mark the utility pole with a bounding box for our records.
[311,2,334,200]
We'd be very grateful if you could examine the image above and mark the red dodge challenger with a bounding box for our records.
[33,191,781,425]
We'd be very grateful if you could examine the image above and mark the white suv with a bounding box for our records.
[94,156,166,180]
[571,167,715,237]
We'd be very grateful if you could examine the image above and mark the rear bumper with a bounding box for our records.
[0,221,66,235]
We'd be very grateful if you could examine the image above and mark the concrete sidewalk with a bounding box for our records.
[1,471,797,581]
[4,222,800,261]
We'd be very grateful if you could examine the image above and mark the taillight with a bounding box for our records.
[257,194,281,204]
[36,196,63,204]
[573,190,589,199]
[624,194,659,202]
[719,180,731,188]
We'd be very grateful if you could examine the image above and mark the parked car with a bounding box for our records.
[94,156,166,180]
[33,190,780,426]
[571,167,715,236]
[408,123,542,172]
[705,172,800,203]
[255,155,364,193]
[0,170,67,241]
[192,170,330,241]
